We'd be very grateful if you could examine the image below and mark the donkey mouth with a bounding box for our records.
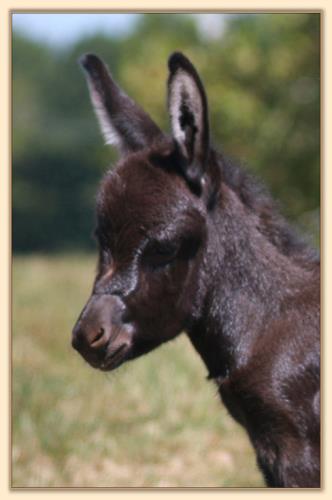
[99,343,129,371]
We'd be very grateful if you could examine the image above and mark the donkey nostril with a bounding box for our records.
[90,327,107,348]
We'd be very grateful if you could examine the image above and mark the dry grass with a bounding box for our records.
[12,254,264,488]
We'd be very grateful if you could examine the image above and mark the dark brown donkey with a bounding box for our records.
[72,51,320,488]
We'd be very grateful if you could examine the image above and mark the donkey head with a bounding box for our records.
[72,52,220,371]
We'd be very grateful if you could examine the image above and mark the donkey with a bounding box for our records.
[72,51,320,488]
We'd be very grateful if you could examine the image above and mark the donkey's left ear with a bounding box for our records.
[167,52,210,190]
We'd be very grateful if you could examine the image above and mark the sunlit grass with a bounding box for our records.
[12,254,264,488]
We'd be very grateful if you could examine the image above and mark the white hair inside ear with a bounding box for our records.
[86,79,122,147]
[168,69,203,156]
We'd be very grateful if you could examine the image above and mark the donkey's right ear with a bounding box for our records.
[167,52,210,191]
[79,54,163,155]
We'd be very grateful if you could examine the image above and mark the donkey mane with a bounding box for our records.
[213,149,318,266]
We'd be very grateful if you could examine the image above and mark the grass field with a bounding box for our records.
[12,254,265,488]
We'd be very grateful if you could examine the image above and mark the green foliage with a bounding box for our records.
[12,13,320,252]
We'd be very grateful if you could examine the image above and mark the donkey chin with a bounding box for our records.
[72,292,186,372]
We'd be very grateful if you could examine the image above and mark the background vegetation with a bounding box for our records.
[12,13,320,488]
[13,255,263,487]
[13,13,320,252]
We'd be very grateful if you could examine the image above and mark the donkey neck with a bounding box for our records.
[188,180,312,381]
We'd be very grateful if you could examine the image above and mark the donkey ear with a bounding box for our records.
[167,52,209,189]
[79,53,163,155]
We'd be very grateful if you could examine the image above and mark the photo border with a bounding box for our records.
[1,1,329,498]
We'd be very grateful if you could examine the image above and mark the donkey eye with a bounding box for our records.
[144,242,178,269]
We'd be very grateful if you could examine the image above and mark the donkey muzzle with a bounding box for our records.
[71,294,132,370]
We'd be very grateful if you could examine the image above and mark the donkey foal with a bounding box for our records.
[72,51,320,488]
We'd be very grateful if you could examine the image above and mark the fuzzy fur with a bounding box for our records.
[73,51,320,488]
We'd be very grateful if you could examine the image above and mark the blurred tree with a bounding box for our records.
[12,33,121,251]
[12,13,320,252]
[205,14,320,219]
